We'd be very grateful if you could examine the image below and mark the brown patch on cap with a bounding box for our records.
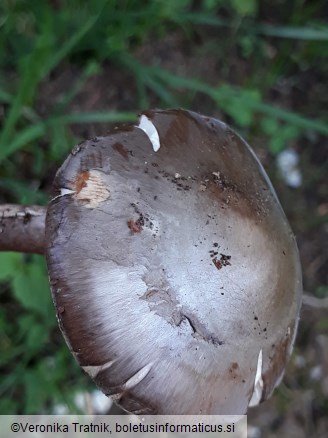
[127,219,143,233]
[75,170,90,194]
[141,109,156,120]
[75,170,110,208]
[113,142,129,161]
[228,362,240,380]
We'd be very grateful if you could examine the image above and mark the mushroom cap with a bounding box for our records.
[46,109,302,415]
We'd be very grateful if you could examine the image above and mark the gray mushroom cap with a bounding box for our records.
[46,109,302,415]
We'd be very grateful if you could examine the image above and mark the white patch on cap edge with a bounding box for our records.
[60,188,75,196]
[51,188,75,202]
[137,115,160,152]
[123,362,153,390]
[82,360,114,378]
[249,349,264,407]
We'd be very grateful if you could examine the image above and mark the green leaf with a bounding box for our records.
[315,285,328,299]
[12,256,55,324]
[261,117,279,135]
[24,369,48,414]
[0,252,21,281]
[18,315,49,353]
[269,136,286,154]
[268,124,300,154]
[231,0,257,16]
[26,323,49,351]
[0,398,18,414]
[216,87,261,127]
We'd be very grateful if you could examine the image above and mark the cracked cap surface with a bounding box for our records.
[46,109,302,415]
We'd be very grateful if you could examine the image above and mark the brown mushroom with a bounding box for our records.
[45,109,302,415]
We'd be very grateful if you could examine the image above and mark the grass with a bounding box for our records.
[0,0,327,167]
[0,0,327,414]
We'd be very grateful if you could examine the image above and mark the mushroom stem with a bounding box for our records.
[0,204,46,255]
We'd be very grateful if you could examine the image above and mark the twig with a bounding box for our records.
[0,204,46,255]
[302,293,328,310]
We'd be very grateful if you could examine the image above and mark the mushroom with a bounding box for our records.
[45,109,302,415]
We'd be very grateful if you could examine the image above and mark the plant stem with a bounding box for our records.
[0,204,46,255]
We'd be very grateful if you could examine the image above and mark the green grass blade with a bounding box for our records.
[151,67,328,135]
[174,12,328,41]
[150,66,218,96]
[39,12,102,80]
[245,99,328,134]
[257,23,328,41]
[174,12,229,27]
[53,62,100,113]
[143,76,180,107]
[0,124,46,162]
[0,5,104,155]
[48,111,136,125]
[0,26,52,149]
[0,89,11,103]
[0,111,136,162]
